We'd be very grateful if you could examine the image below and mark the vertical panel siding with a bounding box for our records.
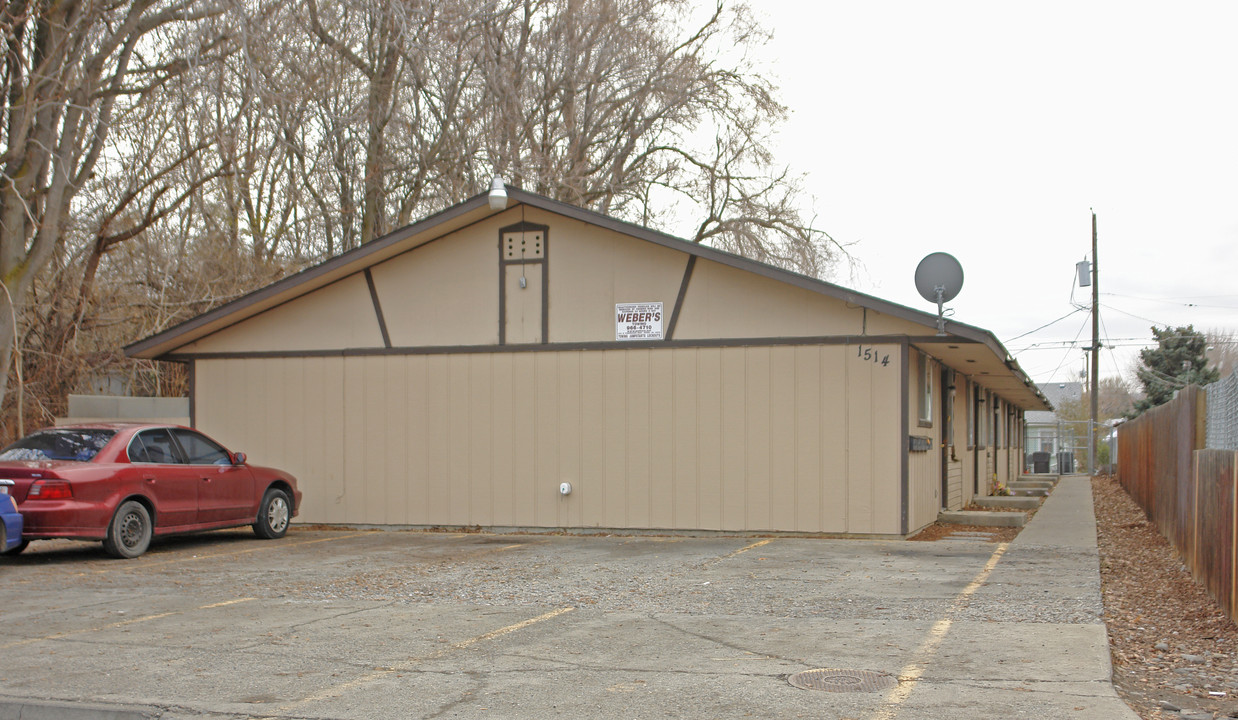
[870,348,903,535]
[845,348,876,533]
[602,351,627,527]
[557,352,582,527]
[672,349,700,528]
[649,350,675,529]
[446,355,471,524]
[405,356,428,524]
[281,357,310,521]
[195,344,907,535]
[580,352,605,526]
[511,353,537,524]
[793,346,822,531]
[696,349,723,529]
[341,357,368,523]
[534,353,559,525]
[468,355,493,525]
[720,349,747,530]
[424,355,449,523]
[820,346,848,531]
[626,351,652,527]
[744,348,772,529]
[768,348,797,530]
[320,358,346,524]
[490,354,515,526]
[362,356,387,524]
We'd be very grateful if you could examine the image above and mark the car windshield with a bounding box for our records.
[0,429,117,462]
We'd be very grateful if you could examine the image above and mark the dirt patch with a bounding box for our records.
[1092,475,1238,719]
[907,522,1021,543]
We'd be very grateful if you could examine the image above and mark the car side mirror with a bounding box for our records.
[232,451,247,465]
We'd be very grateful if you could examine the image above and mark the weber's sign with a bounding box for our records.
[615,302,663,341]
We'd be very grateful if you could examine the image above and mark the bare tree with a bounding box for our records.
[0,0,232,420]
[472,0,844,275]
[1054,376,1135,424]
[285,0,843,271]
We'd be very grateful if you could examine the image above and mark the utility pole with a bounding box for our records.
[1089,212,1099,475]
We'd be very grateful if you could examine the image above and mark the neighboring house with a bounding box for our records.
[126,187,1048,537]
[1024,381,1081,472]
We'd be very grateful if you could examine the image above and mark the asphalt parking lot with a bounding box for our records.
[0,478,1137,720]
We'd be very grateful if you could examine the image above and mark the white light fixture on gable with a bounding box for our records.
[488,176,507,211]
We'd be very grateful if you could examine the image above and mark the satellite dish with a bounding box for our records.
[914,252,964,336]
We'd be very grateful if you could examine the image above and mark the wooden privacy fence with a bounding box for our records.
[1117,385,1237,623]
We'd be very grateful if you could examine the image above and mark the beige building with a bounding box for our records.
[127,187,1047,537]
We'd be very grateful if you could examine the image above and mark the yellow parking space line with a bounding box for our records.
[273,606,576,714]
[10,532,373,585]
[732,538,774,556]
[0,597,254,650]
[719,538,774,561]
[445,606,574,653]
[16,531,523,586]
[76,532,373,576]
[865,542,1009,720]
[199,597,256,610]
[0,612,182,650]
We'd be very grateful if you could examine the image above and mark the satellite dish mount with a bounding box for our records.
[914,252,964,337]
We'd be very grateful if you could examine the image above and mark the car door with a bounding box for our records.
[170,428,254,524]
[128,428,199,528]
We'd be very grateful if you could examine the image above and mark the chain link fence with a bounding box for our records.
[1023,420,1098,473]
[1205,373,1238,451]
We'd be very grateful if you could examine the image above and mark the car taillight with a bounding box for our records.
[28,479,72,500]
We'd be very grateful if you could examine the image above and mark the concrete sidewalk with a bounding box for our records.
[0,475,1138,720]
[898,473,1141,719]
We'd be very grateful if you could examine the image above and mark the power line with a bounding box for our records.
[1099,302,1173,326]
[1044,311,1091,384]
[1011,338,1219,352]
[1099,311,1128,385]
[1102,291,1238,302]
[1003,306,1089,344]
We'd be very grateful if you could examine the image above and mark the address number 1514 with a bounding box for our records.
[856,346,890,367]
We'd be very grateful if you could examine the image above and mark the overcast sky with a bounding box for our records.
[742,1,1238,386]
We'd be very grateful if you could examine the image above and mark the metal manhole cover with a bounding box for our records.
[788,668,898,693]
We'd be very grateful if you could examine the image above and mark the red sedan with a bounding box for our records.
[0,423,301,558]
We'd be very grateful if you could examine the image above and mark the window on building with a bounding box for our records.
[977,389,988,448]
[942,369,955,447]
[993,397,1002,448]
[966,380,975,448]
[918,352,933,426]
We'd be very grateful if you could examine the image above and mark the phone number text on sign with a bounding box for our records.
[616,302,664,341]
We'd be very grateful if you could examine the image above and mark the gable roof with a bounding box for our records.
[1025,382,1080,424]
[126,186,1049,410]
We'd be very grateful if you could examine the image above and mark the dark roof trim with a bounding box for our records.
[164,334,930,360]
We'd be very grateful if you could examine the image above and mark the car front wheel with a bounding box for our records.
[253,488,290,539]
[103,500,152,559]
